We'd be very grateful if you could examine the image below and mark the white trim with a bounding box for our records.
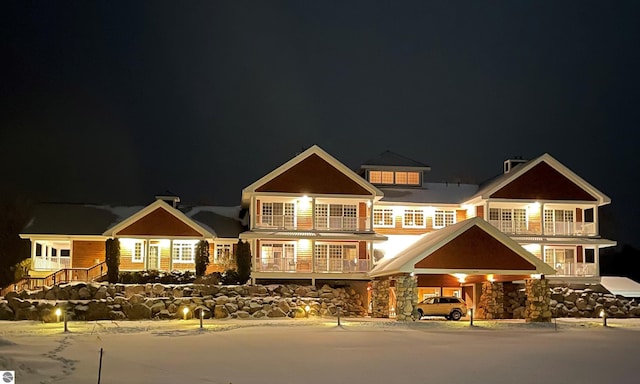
[467,154,610,206]
[241,145,384,205]
[102,199,214,238]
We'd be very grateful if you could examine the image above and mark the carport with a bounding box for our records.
[368,217,556,321]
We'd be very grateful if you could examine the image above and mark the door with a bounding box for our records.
[148,245,160,270]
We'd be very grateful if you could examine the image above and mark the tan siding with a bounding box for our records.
[159,242,171,271]
[296,201,313,230]
[476,206,484,219]
[456,210,466,223]
[72,241,105,268]
[528,209,542,234]
[119,242,145,271]
[297,242,312,272]
[375,227,434,235]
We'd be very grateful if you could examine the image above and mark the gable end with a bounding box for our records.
[491,162,597,201]
[255,153,371,195]
[116,208,203,237]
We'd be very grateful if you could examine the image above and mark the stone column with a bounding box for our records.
[525,278,551,322]
[395,275,418,321]
[371,279,390,318]
[477,282,505,319]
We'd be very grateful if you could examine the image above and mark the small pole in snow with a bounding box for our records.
[97,347,103,384]
[200,309,204,329]
[554,317,557,332]
[469,308,474,327]
[63,310,69,333]
[337,306,341,326]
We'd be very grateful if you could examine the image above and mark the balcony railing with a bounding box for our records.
[551,262,597,277]
[255,215,371,232]
[255,258,369,273]
[489,220,596,236]
[544,222,596,236]
[33,257,71,271]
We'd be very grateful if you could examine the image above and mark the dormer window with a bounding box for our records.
[368,170,421,186]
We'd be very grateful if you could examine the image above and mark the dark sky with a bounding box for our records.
[1,1,639,248]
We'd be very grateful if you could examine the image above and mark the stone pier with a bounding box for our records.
[371,279,390,318]
[525,278,551,322]
[394,275,418,321]
[477,282,505,319]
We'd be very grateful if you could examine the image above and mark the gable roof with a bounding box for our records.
[242,145,383,205]
[103,200,215,238]
[378,182,479,205]
[21,203,135,236]
[186,206,246,239]
[369,217,556,278]
[467,153,610,205]
[360,150,431,170]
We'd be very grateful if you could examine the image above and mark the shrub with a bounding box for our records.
[105,238,120,284]
[195,240,210,276]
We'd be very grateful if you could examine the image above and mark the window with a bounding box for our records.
[316,203,357,230]
[585,249,595,264]
[132,241,144,263]
[380,171,394,184]
[395,171,420,185]
[544,209,574,235]
[369,170,420,185]
[403,209,425,228]
[172,241,195,262]
[314,243,358,272]
[434,210,455,228]
[369,171,381,184]
[260,243,295,271]
[261,202,295,228]
[373,208,394,227]
[489,207,527,233]
[544,248,575,275]
[215,243,232,264]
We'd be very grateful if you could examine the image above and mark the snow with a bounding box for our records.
[600,276,640,297]
[187,206,242,220]
[1,318,640,384]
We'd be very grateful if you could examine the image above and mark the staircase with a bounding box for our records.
[0,261,108,297]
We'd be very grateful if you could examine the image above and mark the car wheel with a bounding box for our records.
[450,310,462,321]
[416,309,423,320]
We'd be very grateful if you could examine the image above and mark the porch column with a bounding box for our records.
[477,282,505,319]
[541,203,546,235]
[394,275,418,321]
[524,277,551,322]
[371,279,390,318]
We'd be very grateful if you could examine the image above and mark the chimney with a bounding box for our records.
[155,191,180,208]
[503,157,527,174]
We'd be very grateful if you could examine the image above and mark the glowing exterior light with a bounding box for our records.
[487,274,495,282]
[600,309,607,326]
[529,202,541,211]
[183,307,189,320]
[305,304,311,318]
[55,308,62,322]
[410,272,415,277]
[453,273,466,283]
[530,274,542,279]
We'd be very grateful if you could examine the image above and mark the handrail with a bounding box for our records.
[1,261,108,296]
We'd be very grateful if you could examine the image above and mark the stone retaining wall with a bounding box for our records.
[0,283,367,322]
[477,282,505,319]
[394,276,418,321]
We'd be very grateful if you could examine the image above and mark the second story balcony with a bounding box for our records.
[487,204,598,237]
[254,197,373,232]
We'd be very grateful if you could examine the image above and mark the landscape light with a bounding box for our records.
[183,307,189,320]
[55,308,62,322]
[305,305,311,318]
[600,309,607,327]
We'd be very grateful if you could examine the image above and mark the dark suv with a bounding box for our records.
[416,296,467,321]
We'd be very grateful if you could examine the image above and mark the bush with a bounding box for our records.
[105,239,120,284]
[118,270,196,284]
[221,269,240,285]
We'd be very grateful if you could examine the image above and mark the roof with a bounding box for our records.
[369,217,556,278]
[467,153,611,205]
[22,203,141,236]
[21,201,244,239]
[378,182,479,205]
[242,145,383,205]
[360,150,431,170]
[186,206,246,239]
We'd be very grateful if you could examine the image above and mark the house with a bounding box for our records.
[15,194,245,290]
[9,145,620,313]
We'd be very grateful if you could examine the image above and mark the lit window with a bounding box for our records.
[215,244,232,264]
[373,208,394,227]
[132,242,144,263]
[403,209,425,228]
[395,172,408,184]
[406,172,420,185]
[380,171,394,184]
[172,241,196,263]
[369,171,381,184]
[434,210,455,228]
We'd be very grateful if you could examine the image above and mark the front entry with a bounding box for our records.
[147,244,160,270]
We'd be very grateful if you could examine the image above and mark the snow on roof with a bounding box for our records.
[600,276,640,298]
[378,182,478,205]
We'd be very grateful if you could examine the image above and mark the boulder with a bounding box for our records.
[125,303,152,320]
[0,303,15,320]
[109,310,126,320]
[267,308,287,318]
[236,311,251,319]
[278,300,291,314]
[214,304,229,319]
[78,287,91,300]
[86,301,111,321]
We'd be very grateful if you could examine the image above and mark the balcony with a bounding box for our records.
[255,258,369,273]
[552,262,597,277]
[255,215,371,232]
[544,222,596,236]
[33,257,71,271]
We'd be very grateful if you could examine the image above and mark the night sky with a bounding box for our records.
[1,1,639,248]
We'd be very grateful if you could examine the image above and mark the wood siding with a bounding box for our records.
[414,225,536,270]
[491,162,597,201]
[476,206,484,219]
[456,210,467,223]
[255,154,371,195]
[117,208,203,237]
[71,241,105,268]
[417,274,460,287]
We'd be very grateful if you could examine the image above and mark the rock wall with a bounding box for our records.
[0,283,367,322]
[477,282,505,319]
[371,279,390,318]
[394,276,418,321]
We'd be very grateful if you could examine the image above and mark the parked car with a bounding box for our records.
[416,296,467,321]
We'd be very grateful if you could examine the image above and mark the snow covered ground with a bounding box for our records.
[1,318,639,384]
